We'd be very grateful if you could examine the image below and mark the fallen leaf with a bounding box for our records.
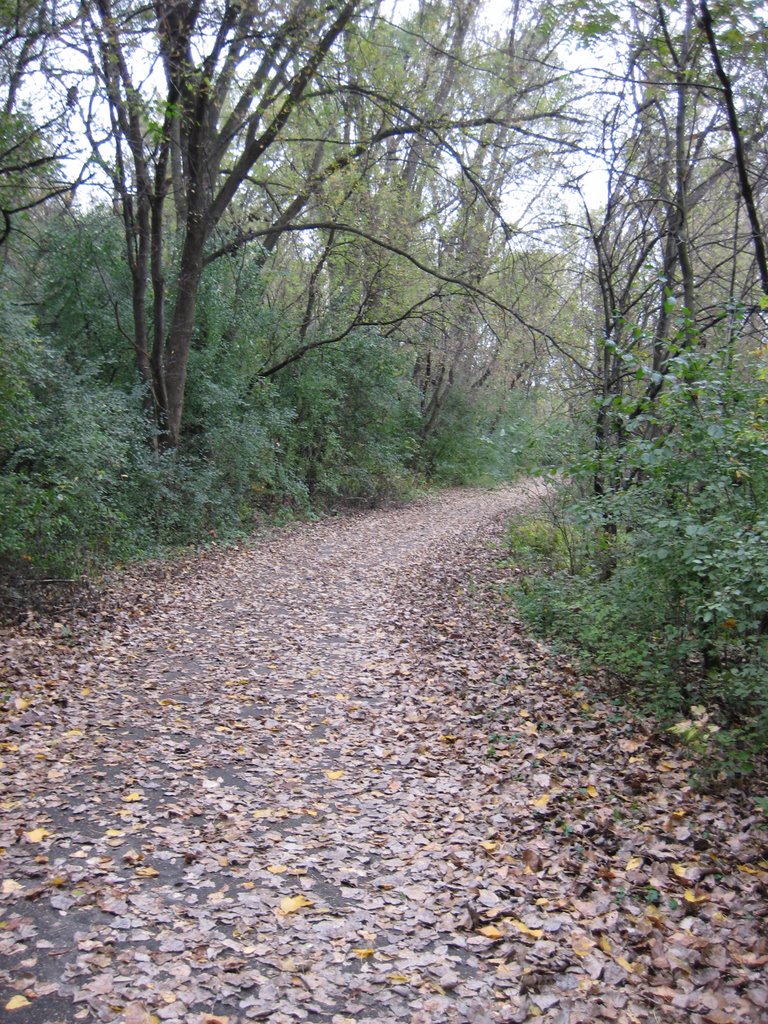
[24,828,51,843]
[478,924,505,939]
[123,1003,159,1024]
[531,793,550,810]
[325,769,344,780]
[625,856,643,871]
[683,889,708,904]
[122,792,143,803]
[571,934,596,957]
[135,866,159,878]
[5,996,31,1010]
[507,918,543,939]
[267,864,287,874]
[480,840,498,852]
[351,947,375,958]
[277,894,314,916]
[2,879,23,896]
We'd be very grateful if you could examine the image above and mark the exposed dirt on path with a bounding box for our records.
[0,485,765,1024]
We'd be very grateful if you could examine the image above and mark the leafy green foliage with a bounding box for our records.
[3,224,506,582]
[32,210,134,382]
[507,345,768,777]
[272,331,421,508]
[0,302,144,573]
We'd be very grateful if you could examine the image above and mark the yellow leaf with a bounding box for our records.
[5,996,30,1010]
[531,793,550,810]
[122,1001,160,1024]
[671,863,688,878]
[615,956,634,973]
[325,770,344,781]
[2,879,23,896]
[277,894,313,916]
[122,792,142,803]
[683,889,708,904]
[737,864,764,876]
[586,785,598,798]
[507,918,543,939]
[105,829,124,838]
[252,809,272,819]
[477,924,504,939]
[351,947,375,958]
[135,866,159,878]
[387,973,412,984]
[571,934,596,957]
[480,840,498,852]
[267,865,287,874]
[625,856,643,871]
[24,828,51,843]
[598,934,612,954]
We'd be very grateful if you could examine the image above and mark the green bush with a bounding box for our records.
[506,344,768,776]
[271,330,421,507]
[0,303,146,572]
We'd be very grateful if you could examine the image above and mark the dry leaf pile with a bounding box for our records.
[0,484,765,1024]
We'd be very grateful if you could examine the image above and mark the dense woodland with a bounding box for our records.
[1,0,767,772]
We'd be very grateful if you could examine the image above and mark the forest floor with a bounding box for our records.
[0,484,766,1024]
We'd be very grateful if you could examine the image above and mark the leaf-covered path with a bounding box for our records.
[1,486,766,1024]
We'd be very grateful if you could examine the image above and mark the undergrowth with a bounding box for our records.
[505,346,768,789]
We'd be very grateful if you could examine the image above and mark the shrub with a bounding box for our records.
[506,344,768,777]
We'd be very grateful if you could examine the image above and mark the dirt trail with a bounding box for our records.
[0,485,765,1024]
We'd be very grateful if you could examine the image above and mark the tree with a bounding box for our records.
[74,0,583,447]
[565,0,768,501]
[0,1,77,246]
[75,0,376,443]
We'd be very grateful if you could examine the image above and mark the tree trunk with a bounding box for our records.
[162,217,207,447]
